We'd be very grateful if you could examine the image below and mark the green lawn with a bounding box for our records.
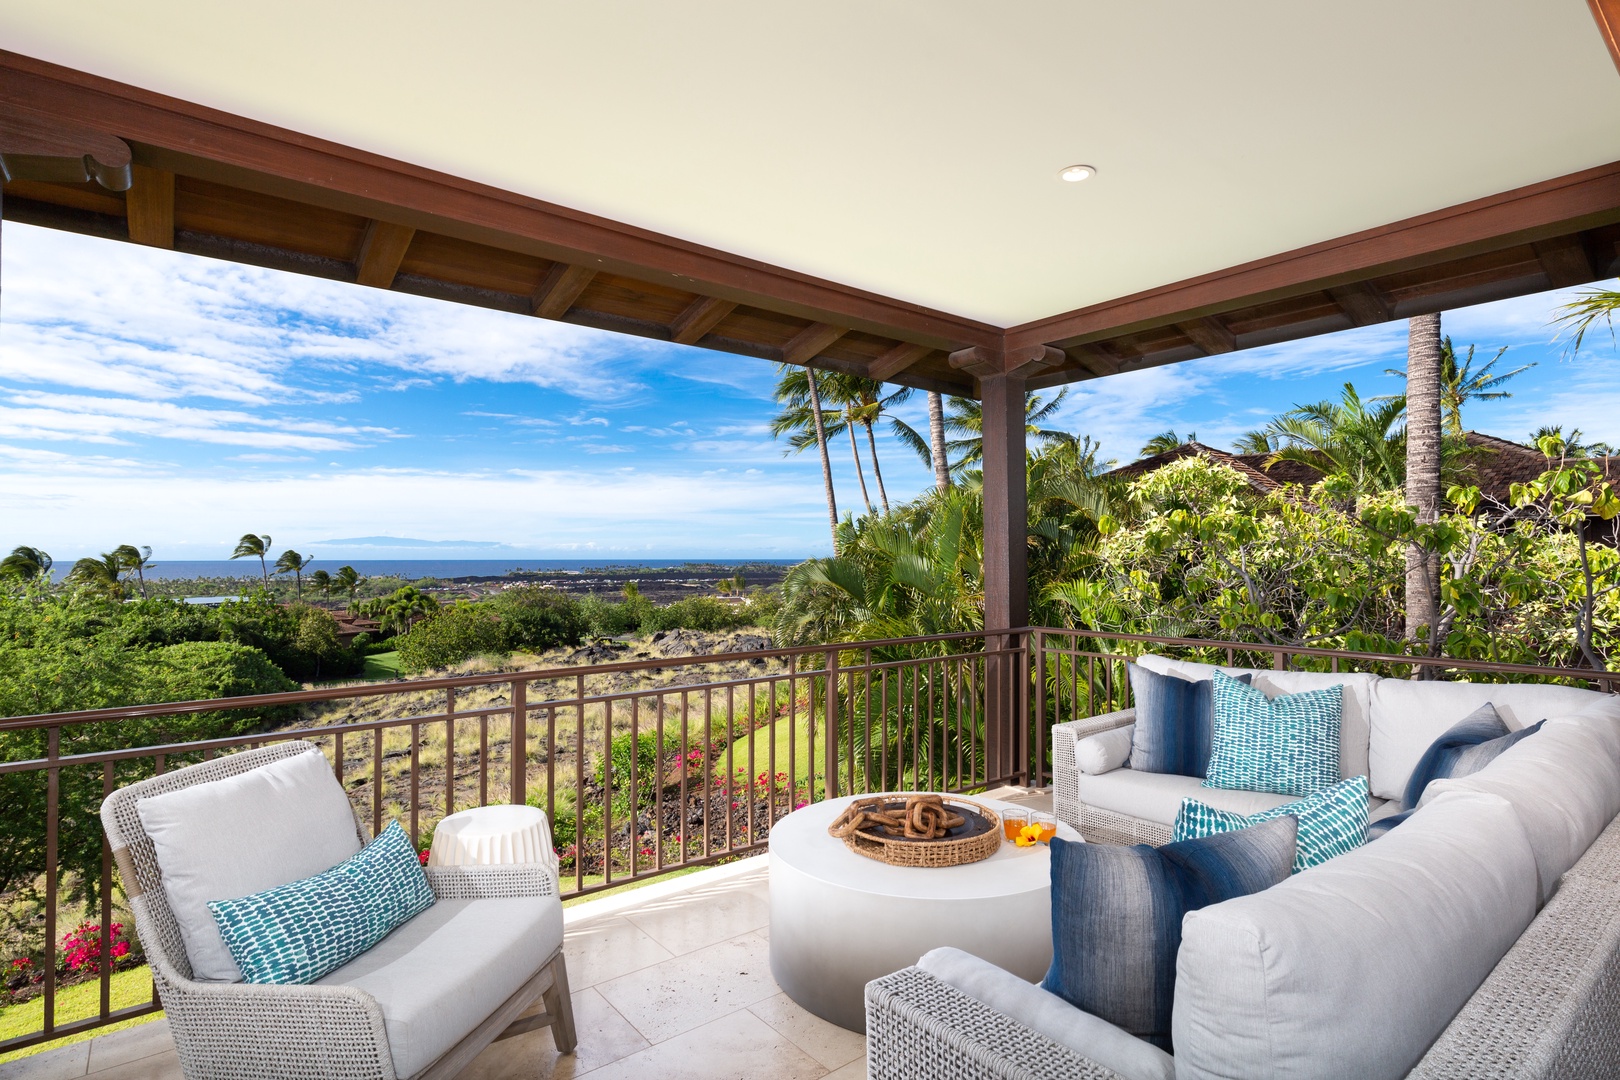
[726,710,824,789]
[362,651,403,680]
[0,967,161,1064]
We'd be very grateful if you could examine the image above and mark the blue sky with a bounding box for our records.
[1,220,1617,561]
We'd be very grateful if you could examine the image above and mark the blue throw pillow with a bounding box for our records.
[1041,817,1296,1050]
[1174,775,1369,873]
[1127,664,1251,778]
[1205,670,1341,797]
[1402,703,1544,810]
[209,820,435,985]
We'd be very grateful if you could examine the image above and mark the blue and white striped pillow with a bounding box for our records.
[209,820,435,985]
[1205,670,1341,796]
[1174,774,1370,873]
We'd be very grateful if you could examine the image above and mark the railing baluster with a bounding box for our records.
[510,678,528,806]
[575,674,586,895]
[44,727,58,1036]
[445,688,455,817]
[746,681,756,845]
[824,650,839,800]
[100,760,114,1022]
[409,721,421,846]
[480,714,489,806]
[679,689,691,863]
[655,692,666,871]
[372,729,383,837]
[788,655,799,815]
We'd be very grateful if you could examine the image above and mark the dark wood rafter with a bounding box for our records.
[125,163,173,248]
[867,342,933,381]
[1591,0,1620,76]
[1175,316,1237,356]
[668,296,737,346]
[1327,281,1394,326]
[1533,234,1596,288]
[782,323,848,366]
[355,219,416,289]
[530,262,597,319]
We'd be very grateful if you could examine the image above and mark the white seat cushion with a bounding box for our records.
[1367,679,1612,801]
[917,948,1175,1080]
[135,747,362,982]
[318,896,563,1079]
[1077,767,1298,826]
[1134,655,1377,782]
[1421,711,1620,903]
[1172,790,1538,1080]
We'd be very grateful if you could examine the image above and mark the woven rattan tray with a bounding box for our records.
[828,795,1002,868]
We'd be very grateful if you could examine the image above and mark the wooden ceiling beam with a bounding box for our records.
[1005,344,1065,374]
[530,262,597,319]
[947,346,1001,378]
[354,219,415,288]
[1177,316,1237,355]
[0,104,131,190]
[669,295,736,345]
[782,322,848,366]
[1532,233,1595,287]
[1327,280,1394,326]
[125,163,174,248]
[1590,0,1620,76]
[1069,344,1121,377]
[867,342,932,382]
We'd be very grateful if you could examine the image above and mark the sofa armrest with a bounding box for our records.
[865,966,1130,1080]
[1052,709,1136,832]
[425,862,558,901]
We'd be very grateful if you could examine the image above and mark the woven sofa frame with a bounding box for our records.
[1049,709,1175,846]
[867,813,1620,1079]
[100,741,577,1080]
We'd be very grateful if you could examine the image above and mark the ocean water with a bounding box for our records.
[53,558,799,582]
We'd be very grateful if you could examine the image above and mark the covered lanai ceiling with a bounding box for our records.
[4,1,1620,395]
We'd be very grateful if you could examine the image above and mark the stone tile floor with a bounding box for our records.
[1,787,1052,1080]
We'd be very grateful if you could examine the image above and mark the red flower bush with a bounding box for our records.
[60,922,132,975]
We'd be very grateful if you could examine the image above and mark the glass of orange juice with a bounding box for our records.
[1033,812,1058,843]
[1001,809,1029,841]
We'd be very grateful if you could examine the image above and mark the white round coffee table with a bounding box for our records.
[769,793,1079,1032]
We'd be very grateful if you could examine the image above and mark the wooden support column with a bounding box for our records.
[980,370,1028,785]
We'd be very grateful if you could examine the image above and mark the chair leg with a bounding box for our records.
[544,953,577,1054]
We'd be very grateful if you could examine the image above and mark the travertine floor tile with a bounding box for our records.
[75,1050,177,1080]
[596,930,778,1045]
[623,877,769,956]
[460,988,650,1080]
[576,1010,826,1080]
[749,992,866,1070]
[85,1021,173,1074]
[823,1055,868,1080]
[0,1040,89,1080]
[561,917,675,989]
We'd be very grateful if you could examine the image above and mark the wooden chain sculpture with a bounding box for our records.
[827,794,966,840]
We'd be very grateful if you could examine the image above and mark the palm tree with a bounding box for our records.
[380,586,438,634]
[66,553,124,599]
[944,388,1070,474]
[231,534,273,586]
[1139,430,1196,458]
[335,565,362,607]
[0,546,52,583]
[928,392,950,491]
[1263,382,1409,494]
[309,569,333,598]
[1386,336,1534,436]
[275,549,311,599]
[1232,431,1278,454]
[1554,285,1620,355]
[1404,313,1443,644]
[770,366,840,548]
[113,544,155,598]
[839,377,911,515]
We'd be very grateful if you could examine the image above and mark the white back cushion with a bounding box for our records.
[1134,654,1377,782]
[1421,711,1620,903]
[1367,679,1612,800]
[1173,790,1538,1080]
[136,747,362,982]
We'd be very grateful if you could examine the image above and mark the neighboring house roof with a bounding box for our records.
[1101,442,1315,495]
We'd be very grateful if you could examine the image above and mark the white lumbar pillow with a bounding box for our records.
[136,746,362,982]
[1076,724,1135,775]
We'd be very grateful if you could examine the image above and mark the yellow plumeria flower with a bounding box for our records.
[1015,823,1043,848]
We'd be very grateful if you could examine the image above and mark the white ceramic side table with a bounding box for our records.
[429,804,558,877]
[769,792,1079,1032]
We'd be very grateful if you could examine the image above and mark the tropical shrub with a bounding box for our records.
[488,585,588,651]
[393,603,508,672]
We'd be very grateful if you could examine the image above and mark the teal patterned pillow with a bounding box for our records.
[1174,775,1370,873]
[1205,670,1341,796]
[208,821,434,984]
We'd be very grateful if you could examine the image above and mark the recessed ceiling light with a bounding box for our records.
[1059,164,1097,183]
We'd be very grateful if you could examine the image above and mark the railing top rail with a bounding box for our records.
[1024,627,1620,685]
[0,628,1003,731]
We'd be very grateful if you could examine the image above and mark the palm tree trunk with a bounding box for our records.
[928,392,950,490]
[806,371,840,549]
[135,566,146,598]
[847,418,875,515]
[259,555,268,587]
[864,421,890,514]
[1405,313,1443,650]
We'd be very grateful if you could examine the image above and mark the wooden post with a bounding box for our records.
[980,372,1028,784]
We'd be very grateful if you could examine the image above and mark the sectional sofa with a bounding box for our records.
[864,656,1620,1080]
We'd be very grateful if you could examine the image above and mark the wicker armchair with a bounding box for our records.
[100,742,576,1080]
